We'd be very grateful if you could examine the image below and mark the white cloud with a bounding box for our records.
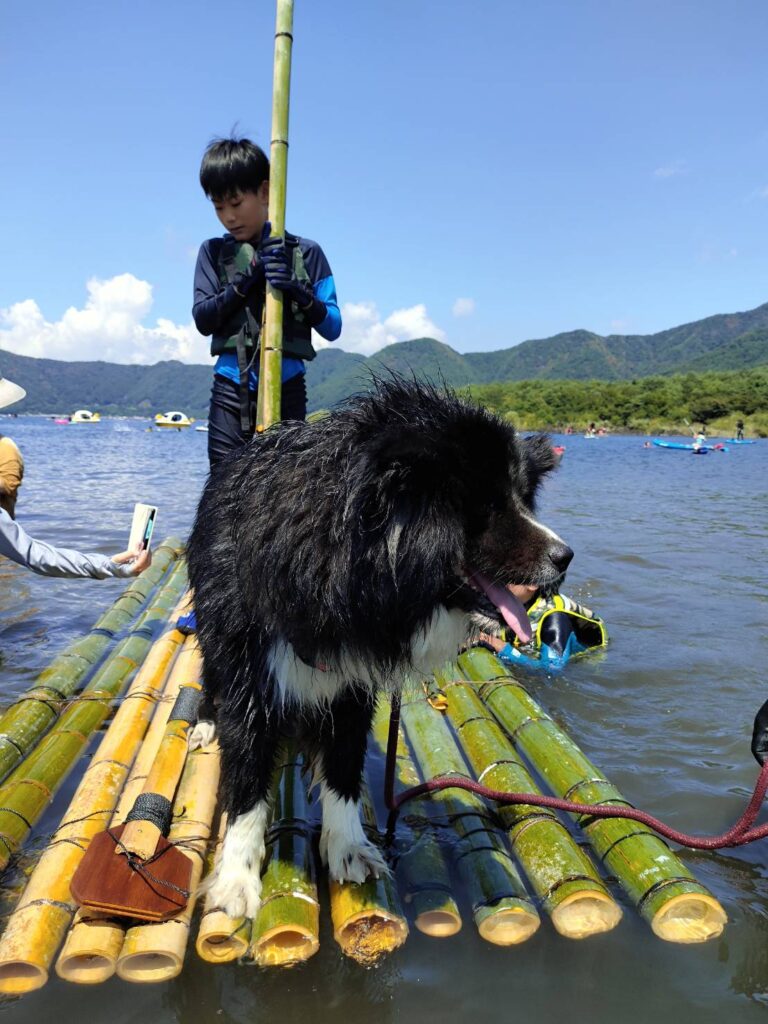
[452,297,475,317]
[1,276,446,364]
[653,160,687,179]
[0,274,209,364]
[315,301,446,357]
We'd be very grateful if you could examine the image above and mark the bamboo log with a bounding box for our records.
[55,638,200,983]
[0,537,183,783]
[436,670,621,939]
[0,599,189,994]
[194,815,250,963]
[329,783,408,965]
[115,740,220,983]
[249,753,320,967]
[259,0,294,428]
[401,697,540,945]
[370,702,462,937]
[0,560,188,873]
[461,648,727,943]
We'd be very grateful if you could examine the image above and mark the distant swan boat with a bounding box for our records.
[70,410,101,423]
[154,411,193,428]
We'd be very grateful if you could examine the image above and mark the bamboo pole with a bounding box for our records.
[401,697,540,945]
[370,702,462,937]
[249,752,320,967]
[0,536,183,783]
[0,560,187,874]
[115,740,220,983]
[435,670,621,939]
[461,648,727,943]
[258,0,294,429]
[194,814,250,963]
[0,599,189,994]
[55,639,201,983]
[328,783,408,965]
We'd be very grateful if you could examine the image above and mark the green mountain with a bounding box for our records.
[2,301,767,416]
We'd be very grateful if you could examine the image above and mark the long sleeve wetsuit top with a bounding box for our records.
[0,509,131,579]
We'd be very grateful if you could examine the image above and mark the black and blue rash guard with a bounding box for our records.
[192,225,342,389]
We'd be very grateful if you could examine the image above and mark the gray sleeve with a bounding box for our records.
[0,509,132,579]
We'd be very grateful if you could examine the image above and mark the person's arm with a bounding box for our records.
[0,509,147,579]
[192,238,265,337]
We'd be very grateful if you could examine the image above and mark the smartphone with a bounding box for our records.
[128,503,158,551]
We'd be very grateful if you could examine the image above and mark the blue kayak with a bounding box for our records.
[652,439,725,452]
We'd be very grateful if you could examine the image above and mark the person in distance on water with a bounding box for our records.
[0,376,150,580]
[192,136,342,470]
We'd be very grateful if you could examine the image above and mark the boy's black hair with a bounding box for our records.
[199,137,270,200]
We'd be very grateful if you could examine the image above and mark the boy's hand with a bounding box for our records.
[233,253,266,298]
[261,237,314,307]
[112,544,152,577]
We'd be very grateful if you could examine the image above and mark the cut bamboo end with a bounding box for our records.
[0,960,48,995]
[414,907,462,938]
[333,910,408,966]
[55,916,124,984]
[195,911,250,963]
[116,949,182,984]
[550,890,623,939]
[650,893,727,944]
[475,902,540,945]
[252,921,320,968]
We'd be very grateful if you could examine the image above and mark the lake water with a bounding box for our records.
[1,415,767,1024]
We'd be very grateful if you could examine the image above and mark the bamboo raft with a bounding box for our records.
[0,561,730,994]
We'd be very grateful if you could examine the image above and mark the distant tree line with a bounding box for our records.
[468,367,768,435]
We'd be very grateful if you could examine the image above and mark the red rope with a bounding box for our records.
[384,692,768,850]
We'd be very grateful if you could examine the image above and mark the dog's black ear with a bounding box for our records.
[520,434,557,507]
[368,425,450,500]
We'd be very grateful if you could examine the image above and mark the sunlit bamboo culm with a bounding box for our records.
[461,647,727,943]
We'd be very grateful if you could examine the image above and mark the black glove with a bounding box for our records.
[232,252,265,298]
[751,698,768,765]
[260,237,314,307]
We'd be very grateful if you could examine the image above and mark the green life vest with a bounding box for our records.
[210,233,317,362]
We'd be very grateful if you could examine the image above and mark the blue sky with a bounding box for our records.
[1,0,766,364]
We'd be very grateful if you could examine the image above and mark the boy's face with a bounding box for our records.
[212,181,269,242]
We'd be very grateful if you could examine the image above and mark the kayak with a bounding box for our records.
[652,440,726,453]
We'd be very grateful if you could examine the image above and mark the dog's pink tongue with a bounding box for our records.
[471,572,532,643]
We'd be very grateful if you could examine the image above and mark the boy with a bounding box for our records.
[193,137,342,468]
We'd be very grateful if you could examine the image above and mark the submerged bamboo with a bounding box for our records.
[0,600,189,994]
[55,638,200,983]
[249,752,320,968]
[370,701,462,937]
[461,647,727,943]
[116,737,220,983]
[0,536,183,783]
[195,814,250,964]
[259,0,294,428]
[329,783,408,965]
[401,696,540,945]
[0,560,187,874]
[435,669,621,939]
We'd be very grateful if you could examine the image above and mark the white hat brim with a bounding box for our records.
[0,377,26,410]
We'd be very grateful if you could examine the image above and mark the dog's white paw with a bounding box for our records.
[204,864,262,920]
[321,830,390,885]
[188,719,217,751]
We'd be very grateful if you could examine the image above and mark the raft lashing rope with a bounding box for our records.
[2,594,766,991]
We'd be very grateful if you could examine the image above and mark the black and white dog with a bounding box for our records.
[186,378,572,918]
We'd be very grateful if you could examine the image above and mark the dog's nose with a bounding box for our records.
[549,542,574,574]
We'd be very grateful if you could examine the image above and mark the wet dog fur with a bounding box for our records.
[186,378,571,918]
